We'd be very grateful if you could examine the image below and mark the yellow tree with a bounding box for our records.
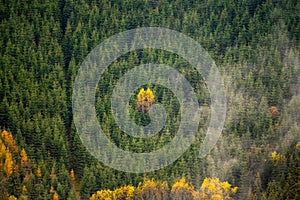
[136,88,155,112]
[90,189,113,200]
[194,178,238,200]
[135,179,169,200]
[90,185,134,200]
[113,185,135,200]
[171,178,195,200]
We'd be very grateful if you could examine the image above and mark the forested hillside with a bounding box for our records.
[0,0,299,199]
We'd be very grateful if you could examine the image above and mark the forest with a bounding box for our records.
[0,0,300,199]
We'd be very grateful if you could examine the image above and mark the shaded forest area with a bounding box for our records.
[0,0,300,199]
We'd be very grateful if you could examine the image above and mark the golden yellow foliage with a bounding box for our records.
[4,149,13,176]
[90,185,134,200]
[136,88,155,112]
[8,195,18,200]
[90,189,113,200]
[20,148,28,167]
[135,179,169,200]
[210,194,222,200]
[89,178,238,200]
[271,151,283,162]
[113,185,135,200]
[296,141,300,150]
[197,178,238,200]
[136,178,168,192]
[231,186,238,194]
[171,178,194,192]
[171,178,195,200]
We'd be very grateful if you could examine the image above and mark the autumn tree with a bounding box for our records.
[194,178,238,200]
[1,130,18,153]
[170,178,195,200]
[70,169,75,182]
[20,148,28,167]
[90,185,135,200]
[0,138,6,167]
[53,191,59,200]
[136,88,155,112]
[37,167,42,178]
[90,189,113,200]
[135,179,169,200]
[113,185,135,200]
[4,149,13,176]
[269,106,279,117]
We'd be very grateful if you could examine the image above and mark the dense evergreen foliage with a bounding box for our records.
[0,0,299,199]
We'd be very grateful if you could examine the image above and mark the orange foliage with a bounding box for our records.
[1,130,18,153]
[0,138,6,157]
[269,106,279,117]
[50,167,56,179]
[14,163,18,172]
[0,138,6,167]
[22,185,27,192]
[70,169,75,181]
[20,148,28,167]
[23,173,31,182]
[37,167,42,178]
[53,191,59,200]
[3,149,13,176]
[23,171,33,183]
[50,186,55,193]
